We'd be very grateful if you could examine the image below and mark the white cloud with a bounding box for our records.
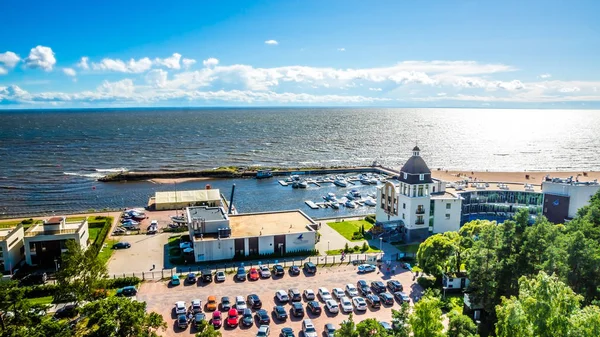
[155,53,182,70]
[437,92,447,96]
[77,57,89,70]
[182,58,196,69]
[24,46,56,71]
[337,48,346,52]
[92,57,152,73]
[202,58,219,67]
[368,87,382,91]
[0,51,21,68]
[539,73,552,79]
[62,68,76,77]
[559,87,580,93]
[264,40,278,45]
[145,69,168,88]
[0,67,6,75]
[97,79,135,96]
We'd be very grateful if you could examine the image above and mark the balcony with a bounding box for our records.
[416,208,425,215]
[415,220,425,225]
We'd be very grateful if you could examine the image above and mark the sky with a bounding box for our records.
[1,0,599,109]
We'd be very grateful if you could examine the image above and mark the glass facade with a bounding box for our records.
[459,190,543,225]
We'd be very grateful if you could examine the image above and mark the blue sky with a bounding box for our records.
[1,0,599,108]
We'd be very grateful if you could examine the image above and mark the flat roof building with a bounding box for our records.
[0,224,25,273]
[24,216,89,267]
[152,189,222,210]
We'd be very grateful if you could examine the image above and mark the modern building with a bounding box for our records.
[0,224,24,273]
[24,217,89,267]
[152,189,223,211]
[541,176,600,223]
[186,206,318,262]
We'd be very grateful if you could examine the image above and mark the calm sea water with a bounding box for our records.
[1,108,599,218]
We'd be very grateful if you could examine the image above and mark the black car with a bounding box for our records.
[248,294,262,309]
[288,265,301,275]
[288,288,302,302]
[236,267,247,281]
[307,301,321,315]
[201,269,213,283]
[378,292,394,306]
[273,305,288,321]
[194,313,206,327]
[221,297,231,311]
[387,280,404,292]
[366,294,381,308]
[115,286,137,297]
[280,327,295,337]
[272,264,285,276]
[370,281,386,294]
[19,272,47,286]
[112,242,131,249]
[54,304,78,319]
[241,308,254,327]
[291,302,304,317]
[186,273,197,284]
[303,262,317,274]
[255,309,270,325]
[357,280,372,296]
[324,323,336,337]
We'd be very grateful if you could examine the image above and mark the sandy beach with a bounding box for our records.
[431,170,600,185]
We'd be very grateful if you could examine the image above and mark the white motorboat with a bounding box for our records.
[171,216,186,224]
[364,197,377,206]
[334,178,348,187]
[330,202,340,209]
[291,174,300,181]
[323,193,338,202]
[298,180,308,188]
[345,200,357,208]
[345,191,355,200]
[369,178,379,184]
[360,175,371,185]
[350,189,361,198]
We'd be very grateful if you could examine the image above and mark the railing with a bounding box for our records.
[416,209,425,214]
[415,220,425,225]
[24,228,78,237]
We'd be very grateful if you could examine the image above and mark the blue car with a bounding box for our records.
[358,264,376,273]
[171,275,180,286]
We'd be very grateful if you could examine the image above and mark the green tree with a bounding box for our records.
[568,305,600,337]
[409,292,444,337]
[356,318,390,337]
[336,313,358,337]
[564,230,600,304]
[55,239,107,304]
[195,321,222,337]
[391,302,411,337]
[79,296,166,337]
[416,233,459,280]
[447,310,479,337]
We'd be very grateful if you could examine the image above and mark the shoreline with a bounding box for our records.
[432,170,599,185]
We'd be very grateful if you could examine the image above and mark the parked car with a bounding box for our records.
[345,284,359,297]
[291,302,304,317]
[280,327,295,337]
[276,290,290,303]
[302,319,318,337]
[318,287,333,302]
[177,314,188,329]
[393,291,410,303]
[366,294,381,308]
[303,262,317,274]
[241,308,254,327]
[112,242,131,249]
[352,297,367,311]
[226,308,239,327]
[324,323,336,337]
[193,312,206,327]
[115,285,137,297]
[255,309,271,325]
[248,268,260,281]
[174,301,186,315]
[303,289,316,301]
[201,269,213,283]
[288,265,301,275]
[259,265,272,278]
[236,267,247,281]
[358,264,376,273]
[307,301,321,315]
[215,271,226,282]
[325,300,339,314]
[339,296,353,313]
[191,299,202,313]
[235,296,247,314]
[186,273,197,284]
[370,281,386,294]
[211,311,222,329]
[380,321,393,331]
[387,280,404,292]
[170,275,180,286]
[257,325,271,337]
[378,292,394,306]
[220,296,231,311]
[273,305,288,321]
[54,304,78,319]
[207,296,218,311]
[357,280,372,296]
[288,288,302,302]
[248,294,262,309]
[332,287,345,299]
[272,264,285,276]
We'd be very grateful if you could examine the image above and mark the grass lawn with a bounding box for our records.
[168,235,182,247]
[27,296,54,306]
[66,216,87,222]
[89,227,102,242]
[327,220,373,241]
[98,239,118,265]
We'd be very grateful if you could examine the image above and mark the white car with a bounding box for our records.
[339,296,353,313]
[345,284,359,297]
[259,265,271,278]
[276,290,289,303]
[318,287,333,302]
[332,287,345,299]
[352,297,367,311]
[325,299,339,314]
[235,296,247,313]
[175,301,186,315]
[257,325,270,337]
[191,299,202,313]
[302,319,318,337]
[215,271,226,282]
[303,289,316,301]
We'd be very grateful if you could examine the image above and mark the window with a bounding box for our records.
[419,174,424,181]
[403,203,406,209]
[446,203,451,209]
[402,213,405,219]
[417,185,424,197]
[445,214,451,220]
[403,172,408,179]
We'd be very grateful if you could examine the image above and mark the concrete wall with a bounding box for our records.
[285,231,316,252]
[542,182,600,218]
[0,226,24,272]
[432,198,462,234]
[258,235,274,255]
[193,239,235,262]
[24,222,89,266]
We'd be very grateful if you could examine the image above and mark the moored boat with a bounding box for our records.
[256,170,273,179]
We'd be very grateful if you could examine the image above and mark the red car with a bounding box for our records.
[248,268,260,281]
[211,311,222,329]
[226,308,239,327]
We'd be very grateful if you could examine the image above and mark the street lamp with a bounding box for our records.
[327,240,330,252]
[379,237,383,259]
[54,258,58,272]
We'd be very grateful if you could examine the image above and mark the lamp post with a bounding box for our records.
[54,258,58,272]
[327,240,330,252]
[379,237,383,260]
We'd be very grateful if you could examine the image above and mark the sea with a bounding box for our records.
[1,108,599,218]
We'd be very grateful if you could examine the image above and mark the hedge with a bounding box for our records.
[365,214,376,224]
[417,276,437,289]
[102,276,141,288]
[88,217,113,256]
[21,276,141,299]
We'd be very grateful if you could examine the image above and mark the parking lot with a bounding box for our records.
[138,263,423,337]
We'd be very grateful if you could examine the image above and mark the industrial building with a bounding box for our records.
[186,206,318,262]
[151,189,223,211]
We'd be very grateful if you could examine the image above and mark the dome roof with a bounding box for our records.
[400,155,431,175]
[413,145,420,152]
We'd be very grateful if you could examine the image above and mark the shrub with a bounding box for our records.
[417,276,437,289]
[353,245,361,252]
[103,276,141,289]
[365,214,376,224]
[344,243,350,253]
[22,218,34,225]
[163,226,188,233]
[22,284,59,298]
[351,231,364,240]
[361,242,369,252]
[441,296,464,312]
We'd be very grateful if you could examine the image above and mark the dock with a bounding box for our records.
[304,200,319,209]
[278,180,288,186]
